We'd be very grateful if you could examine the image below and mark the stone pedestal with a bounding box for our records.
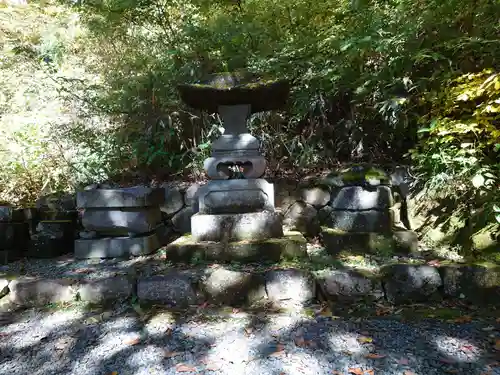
[191,211,283,242]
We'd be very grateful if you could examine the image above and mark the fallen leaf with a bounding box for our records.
[164,350,182,358]
[294,336,306,347]
[176,363,196,372]
[332,371,343,375]
[269,344,285,357]
[427,259,441,266]
[123,337,141,346]
[348,368,364,375]
[199,302,208,309]
[365,353,386,359]
[454,316,472,323]
[445,370,459,374]
[364,370,374,375]
[358,336,373,344]
[107,372,118,375]
[440,358,456,364]
[403,371,416,375]
[398,358,410,365]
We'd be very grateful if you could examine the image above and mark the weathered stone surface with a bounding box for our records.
[201,268,264,305]
[160,185,184,216]
[78,276,133,303]
[81,207,162,234]
[77,186,165,208]
[9,278,78,306]
[301,187,331,208]
[440,264,500,304]
[38,209,77,221]
[184,183,202,207]
[316,269,383,302]
[0,278,9,299]
[283,201,319,236]
[137,272,199,307]
[265,269,316,305]
[74,225,172,259]
[324,209,393,233]
[382,264,442,304]
[393,230,419,253]
[330,186,393,210]
[198,179,274,214]
[191,211,283,242]
[79,230,98,239]
[171,206,195,234]
[320,228,392,255]
[165,231,307,263]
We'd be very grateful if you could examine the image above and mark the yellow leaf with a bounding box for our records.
[365,353,386,359]
[358,336,373,344]
[494,340,500,351]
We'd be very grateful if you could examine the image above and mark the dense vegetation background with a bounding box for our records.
[0,0,499,253]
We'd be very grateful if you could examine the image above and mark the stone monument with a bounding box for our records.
[177,72,290,243]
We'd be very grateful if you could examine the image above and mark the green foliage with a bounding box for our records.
[410,69,500,224]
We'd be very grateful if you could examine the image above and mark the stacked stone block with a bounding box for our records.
[0,205,30,264]
[75,186,171,259]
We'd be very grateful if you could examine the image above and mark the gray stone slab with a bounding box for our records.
[74,226,171,259]
[265,269,316,305]
[137,272,199,307]
[315,269,383,302]
[9,277,78,306]
[201,268,265,306]
[211,133,260,151]
[330,186,393,210]
[283,201,319,237]
[184,184,202,207]
[77,186,165,208]
[78,276,133,303]
[191,211,283,242]
[300,187,331,208]
[198,179,274,214]
[81,207,162,234]
[160,185,184,216]
[325,209,393,233]
[382,264,442,305]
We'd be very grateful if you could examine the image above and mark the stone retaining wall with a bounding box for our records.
[1,262,499,308]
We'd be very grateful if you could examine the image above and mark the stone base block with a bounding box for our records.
[74,225,173,259]
[81,207,162,234]
[198,179,274,214]
[324,209,393,233]
[315,269,384,303]
[321,227,418,255]
[191,211,283,242]
[165,231,307,263]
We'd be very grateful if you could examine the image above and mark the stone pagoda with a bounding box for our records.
[177,72,290,243]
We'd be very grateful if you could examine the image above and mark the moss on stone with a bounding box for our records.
[164,232,308,264]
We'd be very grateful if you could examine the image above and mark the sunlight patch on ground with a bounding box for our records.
[433,335,482,362]
[326,332,367,354]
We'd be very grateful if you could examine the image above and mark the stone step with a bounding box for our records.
[320,227,418,255]
[1,261,499,308]
[164,231,307,263]
[191,211,283,242]
[74,225,174,259]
